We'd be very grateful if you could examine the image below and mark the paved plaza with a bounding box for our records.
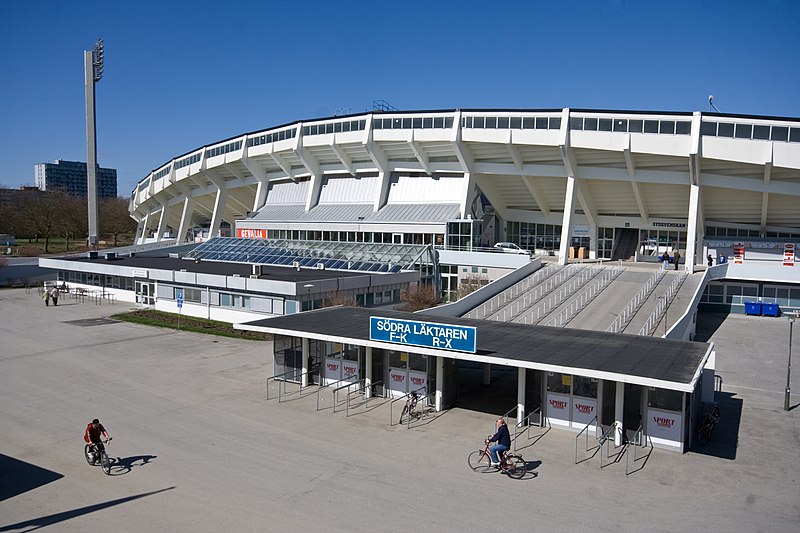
[0,287,798,532]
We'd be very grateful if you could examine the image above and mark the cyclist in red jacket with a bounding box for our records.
[84,419,112,462]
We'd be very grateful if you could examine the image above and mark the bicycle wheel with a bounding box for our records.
[399,405,408,423]
[504,455,526,479]
[697,426,712,446]
[468,450,493,473]
[84,444,95,465]
[100,450,111,475]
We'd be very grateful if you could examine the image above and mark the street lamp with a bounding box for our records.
[304,284,314,311]
[786,311,797,411]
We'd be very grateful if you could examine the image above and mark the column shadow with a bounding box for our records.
[0,454,63,502]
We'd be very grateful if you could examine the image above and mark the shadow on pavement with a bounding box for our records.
[694,311,731,342]
[107,455,158,476]
[0,487,176,532]
[0,454,63,502]
[690,391,742,460]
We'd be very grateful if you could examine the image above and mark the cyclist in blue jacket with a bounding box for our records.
[487,417,511,466]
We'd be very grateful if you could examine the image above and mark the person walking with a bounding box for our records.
[707,254,713,267]
[42,289,50,306]
[673,250,681,271]
[50,286,60,306]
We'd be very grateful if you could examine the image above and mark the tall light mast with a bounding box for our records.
[84,38,103,249]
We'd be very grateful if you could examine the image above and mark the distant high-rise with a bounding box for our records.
[34,159,117,198]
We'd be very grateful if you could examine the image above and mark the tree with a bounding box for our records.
[321,291,358,308]
[99,197,136,247]
[396,283,440,312]
[455,273,489,300]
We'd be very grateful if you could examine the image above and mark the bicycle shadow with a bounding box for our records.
[107,455,157,476]
[518,460,541,480]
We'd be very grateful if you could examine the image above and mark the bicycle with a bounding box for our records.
[468,440,526,479]
[84,438,113,475]
[696,402,720,446]
[399,390,421,423]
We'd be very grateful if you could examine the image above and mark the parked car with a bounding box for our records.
[493,242,530,255]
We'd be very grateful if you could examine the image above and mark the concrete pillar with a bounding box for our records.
[209,188,228,237]
[301,337,309,387]
[517,368,526,426]
[365,347,373,399]
[558,176,577,265]
[155,203,169,241]
[685,183,701,272]
[176,197,195,243]
[483,363,491,386]
[435,356,444,412]
[614,382,625,446]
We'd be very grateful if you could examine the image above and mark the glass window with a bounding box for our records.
[523,117,535,129]
[647,388,682,412]
[659,121,675,134]
[771,126,788,141]
[613,119,627,132]
[598,118,612,132]
[644,120,659,133]
[628,119,643,133]
[572,376,597,398]
[486,116,497,129]
[717,122,734,137]
[433,117,444,128]
[584,117,598,131]
[402,118,411,129]
[753,125,770,139]
[790,128,800,143]
[510,117,521,129]
[444,117,454,128]
[473,116,485,128]
[423,117,433,128]
[412,117,422,128]
[570,117,583,130]
[547,372,571,394]
[498,117,509,129]
[550,117,561,129]
[735,124,752,139]
[676,121,691,134]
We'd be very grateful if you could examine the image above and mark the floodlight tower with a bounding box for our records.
[84,38,104,249]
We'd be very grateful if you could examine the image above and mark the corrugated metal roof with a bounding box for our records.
[252,202,460,223]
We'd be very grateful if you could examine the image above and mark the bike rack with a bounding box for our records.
[265,366,320,402]
[390,385,430,428]
[623,424,653,475]
[317,375,360,411]
[574,415,601,464]
[344,380,384,417]
[599,423,625,468]
[512,408,549,451]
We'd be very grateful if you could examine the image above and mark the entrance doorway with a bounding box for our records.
[623,383,644,441]
[135,280,154,306]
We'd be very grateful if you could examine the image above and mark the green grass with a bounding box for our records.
[110,309,271,341]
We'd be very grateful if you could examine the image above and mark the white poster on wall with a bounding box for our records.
[324,357,342,386]
[388,368,408,397]
[546,393,571,427]
[342,360,359,382]
[647,408,683,445]
[408,371,427,396]
[571,398,597,429]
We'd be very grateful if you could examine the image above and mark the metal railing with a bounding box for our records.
[344,380,384,417]
[511,408,550,451]
[599,424,625,468]
[623,424,653,475]
[606,267,666,333]
[548,262,624,327]
[515,264,606,324]
[638,271,688,336]
[465,264,558,320]
[574,416,601,464]
[317,375,360,411]
[265,367,319,402]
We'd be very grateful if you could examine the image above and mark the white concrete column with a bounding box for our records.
[155,203,170,241]
[209,188,228,237]
[558,176,577,265]
[301,337,309,387]
[517,368,526,426]
[685,183,701,272]
[176,196,195,244]
[614,381,625,446]
[483,363,491,386]
[134,218,146,245]
[365,347,373,399]
[435,356,444,412]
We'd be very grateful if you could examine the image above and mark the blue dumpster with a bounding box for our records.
[762,303,779,317]
[744,302,762,316]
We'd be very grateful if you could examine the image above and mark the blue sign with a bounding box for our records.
[370,316,477,353]
[176,289,184,309]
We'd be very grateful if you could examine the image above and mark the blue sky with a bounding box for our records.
[1,0,798,196]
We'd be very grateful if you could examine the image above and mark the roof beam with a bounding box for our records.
[267,145,295,180]
[623,134,636,177]
[330,143,354,175]
[631,181,648,222]
[507,143,524,171]
[574,179,597,227]
[521,176,550,215]
[408,132,431,175]
[364,127,388,174]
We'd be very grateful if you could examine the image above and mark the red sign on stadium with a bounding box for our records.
[237,228,266,239]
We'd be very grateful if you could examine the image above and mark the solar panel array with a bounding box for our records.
[183,237,433,273]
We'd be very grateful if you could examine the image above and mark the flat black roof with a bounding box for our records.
[63,255,369,283]
[240,307,711,390]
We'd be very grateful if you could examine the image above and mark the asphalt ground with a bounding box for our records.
[0,288,798,532]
